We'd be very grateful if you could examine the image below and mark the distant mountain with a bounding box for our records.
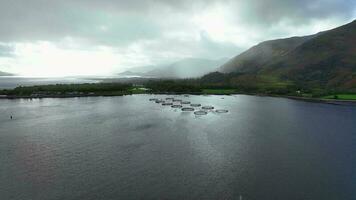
[119,58,229,79]
[0,71,14,76]
[117,70,146,77]
[218,20,356,91]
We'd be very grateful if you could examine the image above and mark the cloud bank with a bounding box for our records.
[0,0,355,76]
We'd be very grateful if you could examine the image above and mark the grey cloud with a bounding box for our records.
[234,0,356,27]
[0,0,355,43]
[198,31,242,58]
[0,0,355,69]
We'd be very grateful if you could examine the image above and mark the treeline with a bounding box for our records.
[1,83,132,96]
[144,71,352,97]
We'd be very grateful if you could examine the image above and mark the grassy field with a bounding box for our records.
[322,94,356,100]
[202,89,236,95]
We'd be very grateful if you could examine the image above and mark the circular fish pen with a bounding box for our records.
[181,101,191,104]
[215,109,228,113]
[155,100,164,103]
[194,110,208,115]
[171,105,183,108]
[202,106,214,110]
[162,102,173,106]
[190,103,201,107]
[181,107,195,112]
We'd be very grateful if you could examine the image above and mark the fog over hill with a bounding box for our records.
[119,57,229,78]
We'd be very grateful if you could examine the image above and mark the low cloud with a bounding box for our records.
[0,44,15,57]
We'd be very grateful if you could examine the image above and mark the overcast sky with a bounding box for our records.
[0,0,355,76]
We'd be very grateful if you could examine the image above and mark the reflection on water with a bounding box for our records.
[0,95,355,200]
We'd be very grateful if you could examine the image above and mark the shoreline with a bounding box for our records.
[1,92,356,106]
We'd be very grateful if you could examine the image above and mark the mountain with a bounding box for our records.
[0,71,14,76]
[218,20,356,91]
[119,58,229,79]
[220,35,316,73]
[117,70,146,77]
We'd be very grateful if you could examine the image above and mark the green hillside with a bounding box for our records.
[218,20,356,94]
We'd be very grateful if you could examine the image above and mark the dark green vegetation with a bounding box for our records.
[218,20,356,96]
[323,94,356,100]
[0,83,133,97]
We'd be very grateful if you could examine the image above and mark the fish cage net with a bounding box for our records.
[215,109,228,113]
[194,111,208,115]
[202,106,214,110]
[171,105,183,108]
[181,107,195,111]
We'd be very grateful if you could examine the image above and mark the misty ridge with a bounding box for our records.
[117,57,229,78]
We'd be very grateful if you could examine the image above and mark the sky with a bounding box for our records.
[0,0,355,77]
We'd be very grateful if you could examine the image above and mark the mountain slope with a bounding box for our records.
[0,71,13,76]
[219,20,356,90]
[220,35,315,73]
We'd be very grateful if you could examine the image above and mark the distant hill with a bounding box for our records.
[119,58,229,79]
[0,71,14,76]
[218,20,356,91]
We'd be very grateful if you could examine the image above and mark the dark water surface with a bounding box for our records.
[0,95,355,200]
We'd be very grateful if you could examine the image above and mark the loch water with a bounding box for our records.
[0,95,355,200]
